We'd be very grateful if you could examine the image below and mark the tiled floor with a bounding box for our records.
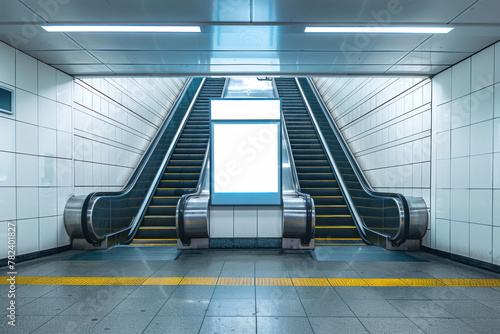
[1,246,500,333]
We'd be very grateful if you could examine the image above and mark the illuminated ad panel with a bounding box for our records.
[210,99,281,205]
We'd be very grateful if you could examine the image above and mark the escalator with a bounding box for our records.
[275,78,365,246]
[130,78,226,245]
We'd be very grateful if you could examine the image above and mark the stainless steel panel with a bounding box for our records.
[252,0,476,23]
[397,52,473,66]
[52,64,114,76]
[20,0,251,23]
[63,195,87,239]
[28,50,101,64]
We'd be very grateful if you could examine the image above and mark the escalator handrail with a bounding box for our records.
[124,77,208,244]
[293,78,372,245]
[80,78,204,244]
[177,142,210,246]
[275,78,315,246]
[302,78,410,245]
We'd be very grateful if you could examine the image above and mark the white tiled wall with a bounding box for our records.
[312,76,432,245]
[432,42,500,265]
[0,41,187,259]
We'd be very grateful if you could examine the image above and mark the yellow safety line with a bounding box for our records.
[4,276,499,287]
[316,243,367,246]
[315,238,363,241]
[132,239,177,241]
[129,243,177,246]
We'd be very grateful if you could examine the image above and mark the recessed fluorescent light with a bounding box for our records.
[305,26,453,34]
[41,25,201,33]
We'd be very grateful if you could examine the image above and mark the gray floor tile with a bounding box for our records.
[295,286,339,300]
[344,299,404,318]
[111,297,166,315]
[207,298,256,316]
[144,315,204,334]
[59,297,124,316]
[15,285,59,298]
[371,287,428,300]
[199,316,256,334]
[18,297,78,316]
[301,298,354,317]
[32,315,102,334]
[257,316,313,334]
[411,318,478,334]
[256,298,306,316]
[388,300,454,318]
[90,313,153,334]
[309,317,368,334]
[412,287,471,300]
[1,315,51,334]
[157,298,210,316]
[220,269,255,277]
[477,299,500,312]
[126,285,176,299]
[256,286,299,300]
[359,317,425,334]
[255,269,290,278]
[433,300,500,318]
[170,285,215,299]
[0,297,36,315]
[335,287,385,300]
[453,287,500,300]
[461,317,500,334]
[212,285,255,299]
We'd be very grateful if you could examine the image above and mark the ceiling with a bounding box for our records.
[1,0,499,77]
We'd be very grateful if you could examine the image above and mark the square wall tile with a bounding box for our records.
[436,189,450,220]
[450,220,469,257]
[210,206,233,238]
[16,154,38,187]
[39,187,57,217]
[435,219,450,252]
[0,116,15,152]
[0,221,8,258]
[450,127,470,158]
[56,103,72,133]
[496,42,500,84]
[435,131,451,160]
[469,190,493,225]
[234,207,257,238]
[451,96,470,129]
[494,153,500,188]
[15,51,37,94]
[0,42,15,86]
[56,71,72,105]
[39,157,57,186]
[496,84,500,118]
[433,69,452,105]
[258,207,282,237]
[471,45,494,92]
[452,58,471,99]
[0,151,16,186]
[15,89,37,125]
[16,122,38,155]
[38,96,57,129]
[436,159,450,189]
[470,223,492,263]
[57,131,72,159]
[17,218,39,255]
[494,118,500,153]
[471,87,494,124]
[37,62,57,100]
[470,154,492,189]
[470,120,493,155]
[16,187,38,219]
[450,189,469,222]
[39,216,58,250]
[493,190,500,227]
[494,227,500,265]
[0,187,16,221]
[38,127,57,157]
[57,158,73,187]
[435,102,451,132]
[450,157,469,189]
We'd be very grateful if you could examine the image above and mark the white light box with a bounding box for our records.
[210,99,281,205]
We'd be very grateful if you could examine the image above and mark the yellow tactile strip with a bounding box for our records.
[2,276,500,287]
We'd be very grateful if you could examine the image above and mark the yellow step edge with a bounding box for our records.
[316,243,367,246]
[133,239,177,241]
[130,243,177,246]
